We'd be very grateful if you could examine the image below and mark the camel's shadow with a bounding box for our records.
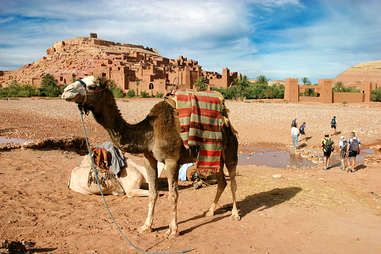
[236,186,302,218]
[160,186,302,235]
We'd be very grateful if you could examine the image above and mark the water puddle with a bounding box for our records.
[0,136,31,145]
[238,146,375,169]
[329,149,375,166]
[238,146,316,168]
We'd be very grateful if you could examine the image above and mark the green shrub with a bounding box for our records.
[140,91,150,98]
[371,87,381,102]
[333,82,360,93]
[211,80,284,100]
[303,88,318,97]
[127,89,136,98]
[0,81,37,98]
[155,92,164,98]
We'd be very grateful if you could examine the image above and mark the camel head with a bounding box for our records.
[62,76,109,109]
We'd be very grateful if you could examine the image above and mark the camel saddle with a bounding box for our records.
[92,147,112,173]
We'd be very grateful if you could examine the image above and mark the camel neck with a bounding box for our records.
[91,94,153,154]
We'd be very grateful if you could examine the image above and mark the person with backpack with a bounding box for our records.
[321,134,334,170]
[347,131,361,172]
[331,116,337,135]
[339,136,348,171]
[299,122,306,137]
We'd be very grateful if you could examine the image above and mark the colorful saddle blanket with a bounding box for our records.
[175,90,223,175]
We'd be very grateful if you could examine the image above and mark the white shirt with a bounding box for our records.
[291,127,300,137]
[339,140,347,149]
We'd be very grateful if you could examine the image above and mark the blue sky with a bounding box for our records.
[0,0,380,83]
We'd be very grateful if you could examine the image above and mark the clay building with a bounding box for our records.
[0,33,240,95]
[285,78,379,103]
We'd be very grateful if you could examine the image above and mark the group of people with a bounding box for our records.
[291,117,361,172]
[321,116,361,172]
[322,131,361,172]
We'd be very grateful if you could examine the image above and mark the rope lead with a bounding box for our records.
[78,109,192,254]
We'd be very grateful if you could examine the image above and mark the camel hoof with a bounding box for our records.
[230,212,241,221]
[138,224,152,233]
[164,229,178,239]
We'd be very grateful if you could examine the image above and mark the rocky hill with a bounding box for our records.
[0,33,238,95]
[333,60,381,88]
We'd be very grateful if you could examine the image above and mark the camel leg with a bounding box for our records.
[164,158,179,239]
[227,166,240,220]
[138,154,158,233]
[206,160,227,217]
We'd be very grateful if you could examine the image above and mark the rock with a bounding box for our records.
[272,174,282,178]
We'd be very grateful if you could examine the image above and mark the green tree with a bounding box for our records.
[38,74,61,97]
[333,81,344,92]
[256,75,267,85]
[302,77,311,85]
[1,80,37,98]
[332,82,360,93]
[194,77,208,91]
[371,87,381,102]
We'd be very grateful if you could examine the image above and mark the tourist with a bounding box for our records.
[347,131,361,172]
[299,122,306,136]
[331,116,337,134]
[291,118,297,127]
[291,124,300,149]
[321,134,334,170]
[339,136,348,171]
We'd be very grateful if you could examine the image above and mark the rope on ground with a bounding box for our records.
[79,110,193,254]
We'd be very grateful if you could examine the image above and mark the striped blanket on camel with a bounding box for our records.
[176,90,224,176]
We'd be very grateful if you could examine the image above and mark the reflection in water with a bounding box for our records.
[238,146,375,169]
[328,149,375,167]
[238,147,316,168]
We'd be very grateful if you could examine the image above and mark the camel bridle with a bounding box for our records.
[76,78,106,115]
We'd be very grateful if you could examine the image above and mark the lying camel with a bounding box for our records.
[69,154,165,197]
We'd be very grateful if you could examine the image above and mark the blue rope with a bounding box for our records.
[78,110,192,254]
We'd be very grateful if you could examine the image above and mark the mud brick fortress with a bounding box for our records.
[284,78,381,103]
[284,60,381,103]
[0,33,240,95]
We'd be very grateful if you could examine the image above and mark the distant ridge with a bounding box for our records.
[333,60,381,88]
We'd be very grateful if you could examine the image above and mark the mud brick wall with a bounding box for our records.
[333,92,363,103]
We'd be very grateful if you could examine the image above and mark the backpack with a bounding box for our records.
[350,139,360,153]
[331,118,336,125]
[323,138,334,152]
[340,140,348,151]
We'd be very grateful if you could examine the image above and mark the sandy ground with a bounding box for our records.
[1,98,381,253]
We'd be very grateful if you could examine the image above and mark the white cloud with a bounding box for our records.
[0,0,379,83]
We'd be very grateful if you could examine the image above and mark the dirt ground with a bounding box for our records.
[1,98,381,254]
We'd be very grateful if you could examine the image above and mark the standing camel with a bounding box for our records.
[62,76,239,238]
